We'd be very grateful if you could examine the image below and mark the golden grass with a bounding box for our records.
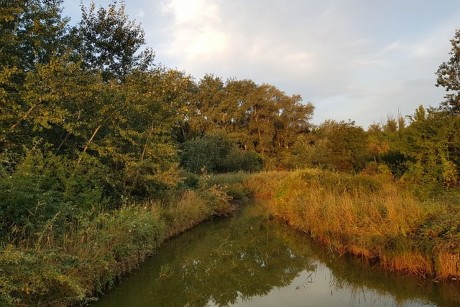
[246,169,460,280]
[438,253,460,280]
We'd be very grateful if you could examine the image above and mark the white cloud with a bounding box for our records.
[63,0,460,128]
[161,0,229,61]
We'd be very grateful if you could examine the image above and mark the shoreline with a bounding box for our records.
[246,169,460,282]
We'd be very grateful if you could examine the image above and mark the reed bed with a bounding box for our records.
[246,169,460,280]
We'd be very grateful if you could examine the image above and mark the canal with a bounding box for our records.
[92,203,459,306]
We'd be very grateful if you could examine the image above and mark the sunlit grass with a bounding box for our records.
[247,169,460,280]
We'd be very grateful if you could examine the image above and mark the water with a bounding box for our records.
[92,203,460,307]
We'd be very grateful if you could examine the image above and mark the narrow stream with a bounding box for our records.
[92,203,459,307]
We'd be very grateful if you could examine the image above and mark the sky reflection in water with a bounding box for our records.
[92,204,458,307]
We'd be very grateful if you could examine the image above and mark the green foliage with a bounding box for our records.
[178,171,201,189]
[181,76,314,169]
[0,0,70,152]
[222,148,263,173]
[436,29,460,113]
[0,244,85,306]
[0,0,69,71]
[75,1,154,80]
[289,120,368,172]
[0,148,107,239]
[3,57,184,201]
[401,109,460,188]
[412,204,460,253]
[180,134,262,173]
[180,134,233,173]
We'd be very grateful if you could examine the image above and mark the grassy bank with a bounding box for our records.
[246,169,460,281]
[0,174,250,306]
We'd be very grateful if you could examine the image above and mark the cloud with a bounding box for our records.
[64,0,460,128]
[155,1,460,127]
[161,0,229,61]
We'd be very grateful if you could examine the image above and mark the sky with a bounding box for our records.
[62,0,460,128]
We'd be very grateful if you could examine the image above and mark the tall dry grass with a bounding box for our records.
[246,169,460,280]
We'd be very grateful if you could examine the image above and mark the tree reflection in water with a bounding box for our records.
[93,203,459,307]
[93,204,317,307]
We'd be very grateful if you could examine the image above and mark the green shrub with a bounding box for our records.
[180,135,233,173]
[180,134,262,174]
[0,149,107,239]
[177,171,200,189]
[222,148,263,173]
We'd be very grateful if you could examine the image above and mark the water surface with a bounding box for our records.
[92,203,459,306]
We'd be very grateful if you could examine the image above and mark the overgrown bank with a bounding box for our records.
[246,170,460,281]
[0,174,251,307]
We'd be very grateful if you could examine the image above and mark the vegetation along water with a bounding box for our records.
[92,203,459,307]
[0,1,459,306]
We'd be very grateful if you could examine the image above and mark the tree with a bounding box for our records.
[0,0,68,71]
[302,120,368,172]
[436,29,460,113]
[75,1,154,81]
[0,0,69,151]
[182,77,314,169]
[180,134,262,173]
[401,108,460,188]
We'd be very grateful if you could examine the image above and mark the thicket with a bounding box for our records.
[180,134,262,174]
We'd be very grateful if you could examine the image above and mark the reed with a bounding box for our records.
[246,169,460,280]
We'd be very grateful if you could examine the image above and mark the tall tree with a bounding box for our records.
[0,0,69,152]
[185,77,314,168]
[0,0,68,71]
[436,29,460,113]
[76,0,154,81]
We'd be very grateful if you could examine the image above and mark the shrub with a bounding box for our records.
[180,134,262,173]
[0,149,107,240]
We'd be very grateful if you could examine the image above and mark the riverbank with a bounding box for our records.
[0,174,250,307]
[91,199,459,307]
[246,169,460,281]
[2,169,458,306]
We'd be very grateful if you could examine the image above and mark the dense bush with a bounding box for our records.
[0,149,107,240]
[180,134,262,174]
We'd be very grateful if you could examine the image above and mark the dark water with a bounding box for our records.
[92,204,460,307]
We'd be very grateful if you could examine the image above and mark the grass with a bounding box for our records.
[246,169,460,281]
[202,172,253,203]
[0,176,243,306]
[1,169,458,305]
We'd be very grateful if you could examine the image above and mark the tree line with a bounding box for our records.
[1,0,460,237]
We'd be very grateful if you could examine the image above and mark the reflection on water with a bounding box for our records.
[92,203,459,307]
